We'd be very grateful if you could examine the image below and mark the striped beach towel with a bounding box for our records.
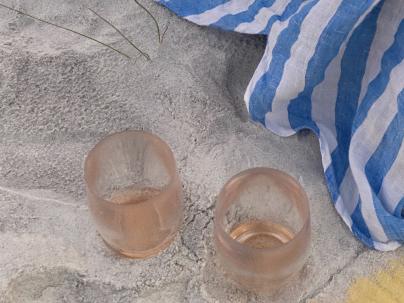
[157,0,404,251]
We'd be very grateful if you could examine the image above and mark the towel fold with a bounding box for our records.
[157,0,404,250]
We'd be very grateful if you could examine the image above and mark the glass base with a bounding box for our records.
[101,234,176,259]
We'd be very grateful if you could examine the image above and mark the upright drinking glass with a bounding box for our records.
[84,131,182,258]
[214,167,311,292]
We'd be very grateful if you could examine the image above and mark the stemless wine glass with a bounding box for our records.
[84,130,183,258]
[214,167,311,292]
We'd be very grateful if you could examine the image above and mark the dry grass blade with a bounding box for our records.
[0,3,131,59]
[88,7,150,61]
[161,24,169,43]
[133,0,161,43]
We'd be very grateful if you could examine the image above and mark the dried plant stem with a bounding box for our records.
[88,8,150,61]
[133,0,161,43]
[161,24,169,43]
[0,3,131,59]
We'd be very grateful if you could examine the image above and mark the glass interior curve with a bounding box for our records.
[84,130,182,259]
[214,167,311,292]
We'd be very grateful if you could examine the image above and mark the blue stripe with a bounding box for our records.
[288,0,376,133]
[365,89,404,195]
[351,200,374,248]
[352,19,404,133]
[372,192,404,241]
[157,0,404,248]
[248,0,319,125]
[156,0,228,17]
[394,198,404,218]
[260,0,304,35]
[211,0,276,31]
[324,164,339,203]
[324,2,383,197]
[368,90,404,240]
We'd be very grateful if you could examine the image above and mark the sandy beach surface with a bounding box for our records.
[0,1,402,302]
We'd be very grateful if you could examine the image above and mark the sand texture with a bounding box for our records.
[0,1,402,302]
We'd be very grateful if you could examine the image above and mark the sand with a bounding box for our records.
[0,1,402,302]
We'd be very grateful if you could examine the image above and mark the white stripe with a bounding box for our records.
[373,240,401,251]
[339,168,359,216]
[314,1,388,216]
[317,36,363,220]
[265,0,342,135]
[312,38,348,169]
[378,141,404,213]
[335,196,353,229]
[318,129,337,171]
[244,0,299,111]
[357,0,404,106]
[313,1,383,169]
[234,0,288,34]
[349,60,404,243]
[185,0,255,26]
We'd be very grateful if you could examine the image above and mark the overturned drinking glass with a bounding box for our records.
[214,167,311,292]
[84,130,183,258]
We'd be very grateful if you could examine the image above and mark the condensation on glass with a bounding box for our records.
[214,167,311,292]
[84,130,183,258]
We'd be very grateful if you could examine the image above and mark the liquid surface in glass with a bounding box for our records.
[229,220,295,249]
[110,186,161,204]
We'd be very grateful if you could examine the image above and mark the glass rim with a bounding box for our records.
[214,167,311,254]
[84,130,179,206]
